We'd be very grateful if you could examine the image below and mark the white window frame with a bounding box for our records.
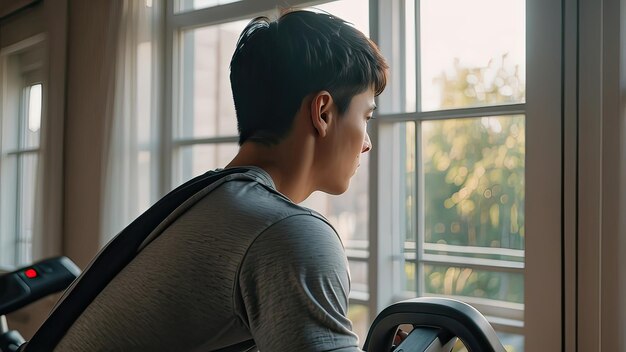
[372,0,529,334]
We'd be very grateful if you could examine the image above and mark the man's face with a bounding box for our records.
[317,89,375,195]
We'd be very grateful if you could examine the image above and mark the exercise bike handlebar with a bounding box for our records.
[363,297,506,352]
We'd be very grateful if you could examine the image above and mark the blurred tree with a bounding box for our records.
[423,54,525,250]
[437,54,525,108]
[417,54,526,303]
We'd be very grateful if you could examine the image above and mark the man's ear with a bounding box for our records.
[309,91,334,138]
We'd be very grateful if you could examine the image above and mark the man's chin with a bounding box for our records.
[323,180,351,196]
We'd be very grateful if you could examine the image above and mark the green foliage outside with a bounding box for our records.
[423,115,525,251]
[410,55,526,304]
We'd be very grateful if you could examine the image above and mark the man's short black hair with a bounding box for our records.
[230,10,388,145]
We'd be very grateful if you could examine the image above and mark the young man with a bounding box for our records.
[55,10,388,351]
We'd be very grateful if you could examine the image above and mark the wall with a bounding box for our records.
[578,0,626,350]
[63,0,120,268]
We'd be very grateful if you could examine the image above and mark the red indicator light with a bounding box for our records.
[25,268,38,279]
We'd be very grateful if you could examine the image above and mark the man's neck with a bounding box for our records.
[226,139,316,203]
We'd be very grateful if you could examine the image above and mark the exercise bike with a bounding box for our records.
[0,257,505,352]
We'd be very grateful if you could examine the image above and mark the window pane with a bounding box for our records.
[496,332,524,352]
[423,264,523,303]
[348,303,369,347]
[402,122,417,243]
[402,323,522,352]
[420,0,525,111]
[300,153,369,247]
[175,0,240,13]
[423,338,525,352]
[23,84,42,149]
[0,155,18,268]
[138,150,154,211]
[422,116,525,252]
[404,0,416,112]
[137,42,157,147]
[173,143,239,187]
[348,260,368,293]
[17,153,38,266]
[177,20,247,140]
[308,0,369,36]
[420,115,525,308]
[404,261,417,293]
[378,0,417,114]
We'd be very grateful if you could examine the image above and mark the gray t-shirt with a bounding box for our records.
[55,167,361,351]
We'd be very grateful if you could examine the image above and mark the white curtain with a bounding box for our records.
[100,0,162,246]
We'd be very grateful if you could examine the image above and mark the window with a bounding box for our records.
[0,38,45,268]
[375,0,526,349]
[170,18,247,187]
[164,1,562,350]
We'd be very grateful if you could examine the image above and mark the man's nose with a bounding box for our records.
[362,132,372,153]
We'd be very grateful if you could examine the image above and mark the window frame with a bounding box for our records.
[371,0,530,335]
[523,0,564,349]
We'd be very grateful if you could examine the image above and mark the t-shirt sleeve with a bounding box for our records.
[235,214,362,351]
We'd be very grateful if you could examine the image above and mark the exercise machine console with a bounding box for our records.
[0,257,80,352]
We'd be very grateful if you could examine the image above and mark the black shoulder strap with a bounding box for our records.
[26,167,251,351]
[213,339,256,352]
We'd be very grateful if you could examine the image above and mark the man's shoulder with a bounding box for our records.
[252,213,343,260]
[187,168,341,249]
[208,169,317,220]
